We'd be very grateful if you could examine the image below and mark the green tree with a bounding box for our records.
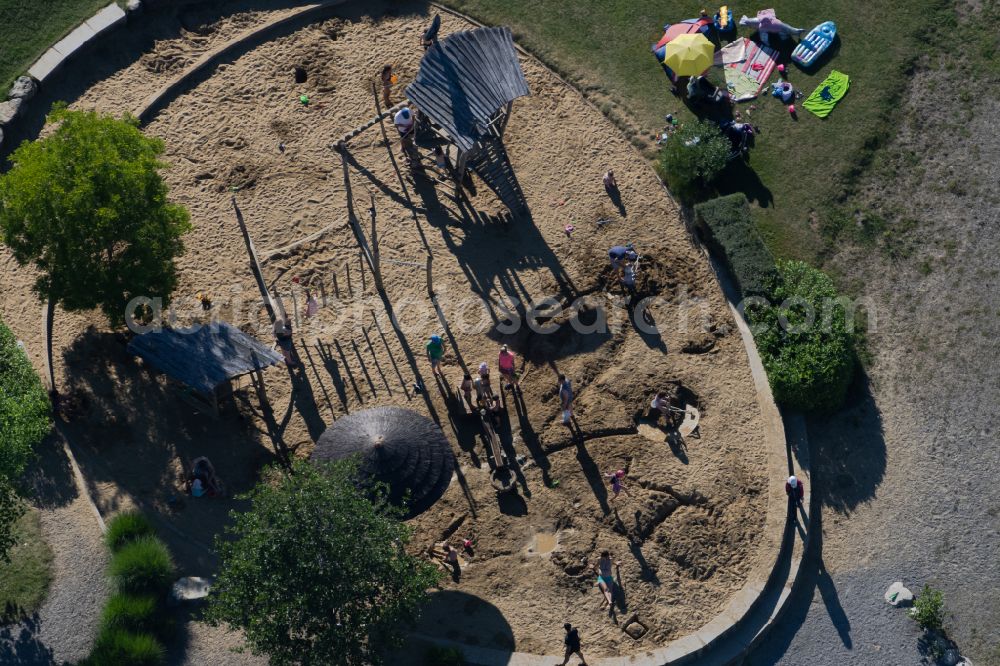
[0,319,51,561]
[205,459,441,666]
[656,119,730,204]
[0,106,191,388]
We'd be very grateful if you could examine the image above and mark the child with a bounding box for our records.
[426,335,445,376]
[459,373,474,411]
[498,344,520,392]
[380,64,394,108]
[609,470,628,502]
[558,375,574,425]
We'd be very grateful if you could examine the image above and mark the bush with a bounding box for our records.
[695,193,780,299]
[749,261,856,413]
[424,646,465,665]
[85,627,165,666]
[105,512,156,554]
[656,120,730,203]
[100,593,160,634]
[0,319,51,562]
[109,536,174,597]
[910,585,945,632]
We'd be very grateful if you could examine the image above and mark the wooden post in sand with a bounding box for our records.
[368,192,384,293]
[425,255,434,298]
[232,196,275,323]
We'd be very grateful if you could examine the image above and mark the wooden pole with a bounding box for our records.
[369,192,384,292]
[359,250,367,293]
[232,197,275,323]
[346,262,353,297]
[44,299,56,397]
[426,255,434,297]
[332,270,340,298]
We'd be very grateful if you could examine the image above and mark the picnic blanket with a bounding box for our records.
[723,38,778,101]
[802,70,850,117]
[714,38,748,66]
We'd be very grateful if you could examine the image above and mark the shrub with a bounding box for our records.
[109,537,174,597]
[0,319,51,562]
[695,193,780,299]
[656,120,730,203]
[105,512,155,554]
[85,627,165,666]
[910,584,945,632]
[749,261,856,413]
[424,645,465,665]
[100,593,159,634]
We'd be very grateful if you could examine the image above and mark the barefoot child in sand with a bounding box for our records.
[426,335,445,376]
[380,64,395,107]
[609,469,629,502]
[558,374,574,425]
[498,344,520,392]
[594,550,619,608]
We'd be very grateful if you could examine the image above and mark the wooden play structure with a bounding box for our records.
[406,26,531,216]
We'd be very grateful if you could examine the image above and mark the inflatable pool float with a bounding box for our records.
[792,21,836,68]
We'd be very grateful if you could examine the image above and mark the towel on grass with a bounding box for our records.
[802,70,850,118]
[714,38,748,66]
[723,39,778,101]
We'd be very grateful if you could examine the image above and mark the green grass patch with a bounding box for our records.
[0,509,53,620]
[108,536,174,597]
[105,511,155,554]
[695,193,779,299]
[439,0,943,262]
[0,0,115,93]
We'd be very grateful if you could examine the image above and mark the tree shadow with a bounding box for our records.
[712,158,774,209]
[0,615,56,665]
[806,371,886,514]
[21,431,76,510]
[58,328,278,574]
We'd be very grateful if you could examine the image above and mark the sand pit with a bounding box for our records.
[0,1,770,658]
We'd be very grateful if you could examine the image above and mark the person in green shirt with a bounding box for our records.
[426,334,445,376]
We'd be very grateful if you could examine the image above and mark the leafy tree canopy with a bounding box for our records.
[656,119,730,204]
[205,459,440,666]
[0,105,191,326]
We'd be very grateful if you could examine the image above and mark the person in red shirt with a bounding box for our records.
[498,344,520,393]
[785,475,804,519]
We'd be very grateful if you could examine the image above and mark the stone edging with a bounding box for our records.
[4,2,813,663]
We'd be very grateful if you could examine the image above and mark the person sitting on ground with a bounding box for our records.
[188,456,222,497]
[649,391,670,423]
[594,550,618,607]
[498,345,520,392]
[608,244,639,271]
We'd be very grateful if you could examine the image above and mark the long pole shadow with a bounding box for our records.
[300,342,336,418]
[314,341,351,414]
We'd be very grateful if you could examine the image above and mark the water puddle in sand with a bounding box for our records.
[527,532,558,555]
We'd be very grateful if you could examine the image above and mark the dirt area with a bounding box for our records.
[0,2,771,658]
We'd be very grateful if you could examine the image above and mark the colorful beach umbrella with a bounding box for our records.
[662,33,715,76]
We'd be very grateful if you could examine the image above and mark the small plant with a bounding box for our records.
[105,512,155,553]
[85,627,165,666]
[424,645,465,665]
[910,584,945,632]
[100,593,159,634]
[109,536,174,597]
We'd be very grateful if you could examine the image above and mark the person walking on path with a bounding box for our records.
[558,374,574,425]
[560,623,587,665]
[785,475,804,517]
[498,344,520,392]
[426,334,445,376]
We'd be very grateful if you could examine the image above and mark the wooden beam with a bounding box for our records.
[232,197,276,323]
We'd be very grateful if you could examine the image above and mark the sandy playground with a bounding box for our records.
[0,1,770,658]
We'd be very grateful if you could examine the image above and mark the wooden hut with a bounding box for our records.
[127,322,282,415]
[406,25,530,215]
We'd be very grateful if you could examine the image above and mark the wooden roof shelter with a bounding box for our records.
[128,322,282,414]
[406,26,531,215]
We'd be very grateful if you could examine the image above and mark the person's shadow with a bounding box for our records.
[606,184,627,217]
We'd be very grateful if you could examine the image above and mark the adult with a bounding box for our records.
[608,244,638,271]
[558,374,574,425]
[426,334,445,376]
[786,475,805,517]
[649,391,671,424]
[458,373,474,411]
[560,624,587,666]
[421,14,441,50]
[602,169,618,192]
[498,344,520,392]
[393,106,416,157]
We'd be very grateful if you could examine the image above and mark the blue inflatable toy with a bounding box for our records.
[791,21,836,68]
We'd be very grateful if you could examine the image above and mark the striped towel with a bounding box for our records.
[724,39,779,101]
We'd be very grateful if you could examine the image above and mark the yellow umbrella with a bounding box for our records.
[663,33,714,76]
